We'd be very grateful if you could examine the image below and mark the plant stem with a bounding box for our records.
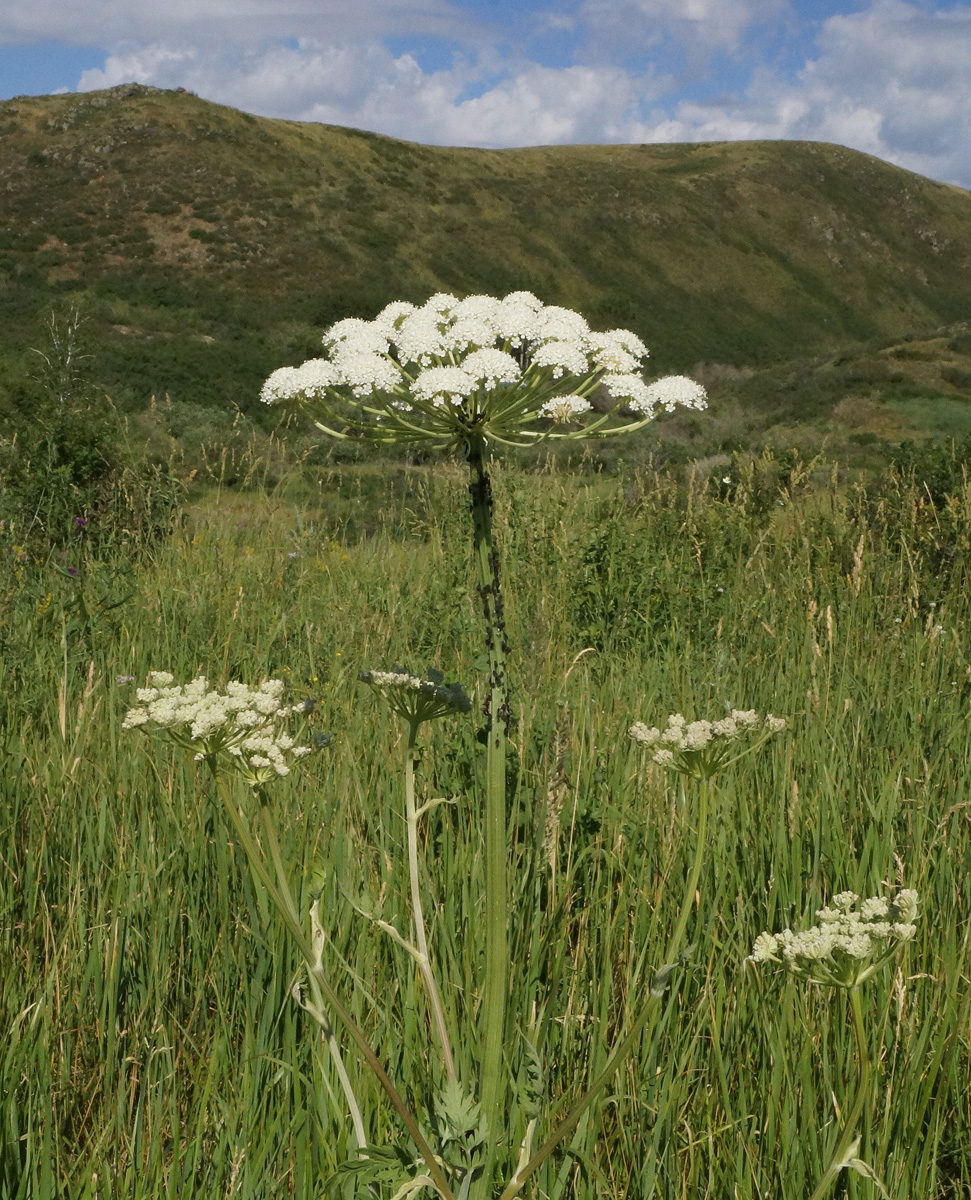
[258,805,368,1150]
[808,986,872,1200]
[405,717,456,1079]
[498,774,710,1199]
[467,437,510,1197]
[210,768,457,1200]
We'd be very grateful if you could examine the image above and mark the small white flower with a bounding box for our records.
[539,396,592,422]
[123,673,313,786]
[412,366,477,406]
[750,889,919,988]
[629,707,785,779]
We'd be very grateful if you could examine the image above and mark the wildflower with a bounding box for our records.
[360,666,472,726]
[260,292,706,451]
[748,889,919,988]
[122,674,312,786]
[629,710,786,780]
[116,675,136,683]
[74,516,87,527]
[539,396,592,423]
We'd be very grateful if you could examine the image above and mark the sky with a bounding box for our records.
[1,0,970,188]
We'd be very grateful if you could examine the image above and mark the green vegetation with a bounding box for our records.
[2,446,971,1197]
[2,84,971,448]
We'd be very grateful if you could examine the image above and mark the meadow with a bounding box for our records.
[2,452,970,1198]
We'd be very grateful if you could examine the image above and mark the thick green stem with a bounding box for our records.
[405,718,456,1079]
[498,775,710,1200]
[808,987,873,1200]
[468,438,510,1197]
[209,769,457,1200]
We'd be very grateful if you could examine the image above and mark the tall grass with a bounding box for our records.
[2,457,970,1198]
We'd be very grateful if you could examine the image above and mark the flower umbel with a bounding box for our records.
[629,710,786,780]
[749,889,919,988]
[260,291,706,451]
[360,666,472,726]
[122,673,312,785]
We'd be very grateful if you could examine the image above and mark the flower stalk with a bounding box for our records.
[807,986,872,1200]
[467,435,511,1198]
[403,714,456,1079]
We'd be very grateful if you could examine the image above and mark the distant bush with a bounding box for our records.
[1,307,184,553]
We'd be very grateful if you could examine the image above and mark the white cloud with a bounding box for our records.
[78,37,662,148]
[630,1,971,187]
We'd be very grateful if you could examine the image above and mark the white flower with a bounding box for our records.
[642,375,708,412]
[539,396,592,422]
[534,305,591,343]
[461,348,522,387]
[531,339,590,378]
[629,708,786,778]
[260,366,305,406]
[749,889,920,988]
[359,666,472,724]
[589,329,648,373]
[412,366,477,406]
[123,674,312,786]
[332,350,402,398]
[261,290,705,449]
[325,317,389,357]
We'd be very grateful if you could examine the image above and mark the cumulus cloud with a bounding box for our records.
[78,38,663,147]
[632,1,971,186]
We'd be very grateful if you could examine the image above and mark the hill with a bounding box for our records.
[2,83,971,444]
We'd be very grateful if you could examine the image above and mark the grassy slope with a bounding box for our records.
[1,83,971,436]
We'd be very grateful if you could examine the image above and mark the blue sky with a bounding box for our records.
[1,0,970,187]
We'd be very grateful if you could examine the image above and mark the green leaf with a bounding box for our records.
[324,1146,417,1196]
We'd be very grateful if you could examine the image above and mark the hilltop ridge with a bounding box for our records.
[1,84,971,442]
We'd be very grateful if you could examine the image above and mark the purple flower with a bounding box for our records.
[74,517,87,527]
[117,675,136,683]
[67,567,78,576]
[287,551,298,559]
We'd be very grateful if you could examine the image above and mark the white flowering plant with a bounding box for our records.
[359,666,472,725]
[254,294,711,1200]
[260,291,706,451]
[749,889,918,989]
[749,889,920,1200]
[122,672,313,786]
[629,709,787,780]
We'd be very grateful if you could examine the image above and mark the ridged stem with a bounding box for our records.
[467,438,510,1200]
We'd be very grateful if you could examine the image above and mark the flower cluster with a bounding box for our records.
[122,673,312,785]
[629,710,786,779]
[260,292,706,450]
[749,890,919,988]
[359,666,472,726]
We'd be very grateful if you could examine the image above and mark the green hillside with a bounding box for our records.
[2,82,971,438]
